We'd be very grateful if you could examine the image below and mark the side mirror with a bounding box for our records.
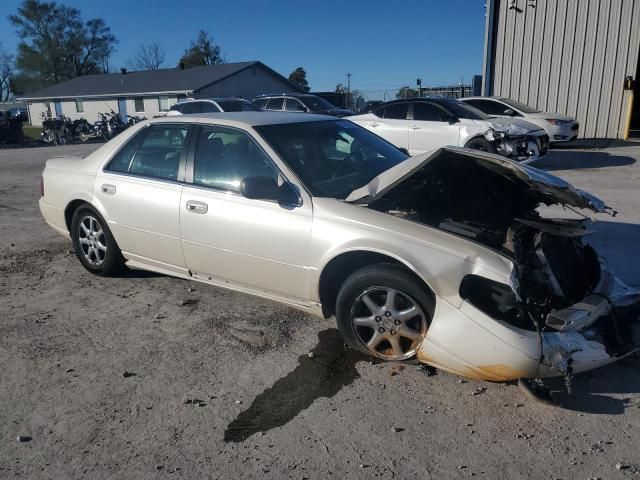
[443,115,459,124]
[398,147,410,156]
[240,176,301,206]
[504,108,515,116]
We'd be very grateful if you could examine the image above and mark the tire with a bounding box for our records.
[464,137,496,153]
[70,205,125,276]
[335,264,434,361]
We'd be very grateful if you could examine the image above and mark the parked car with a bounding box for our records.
[252,93,354,117]
[7,107,28,122]
[358,100,383,113]
[39,112,639,385]
[168,98,261,115]
[349,98,549,164]
[461,96,579,143]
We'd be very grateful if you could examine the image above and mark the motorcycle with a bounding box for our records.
[40,113,73,145]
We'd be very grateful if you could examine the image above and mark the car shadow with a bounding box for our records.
[541,358,640,415]
[223,329,374,443]
[535,149,636,171]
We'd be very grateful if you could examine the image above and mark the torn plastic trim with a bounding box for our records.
[546,265,640,332]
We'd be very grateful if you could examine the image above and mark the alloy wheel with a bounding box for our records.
[350,287,428,360]
[77,215,107,266]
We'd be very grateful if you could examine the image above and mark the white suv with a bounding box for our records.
[168,98,261,115]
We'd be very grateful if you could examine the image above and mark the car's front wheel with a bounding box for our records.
[336,264,434,361]
[71,206,124,276]
[464,137,496,153]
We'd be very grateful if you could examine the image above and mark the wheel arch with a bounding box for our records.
[317,248,436,318]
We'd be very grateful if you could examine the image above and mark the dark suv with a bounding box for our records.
[252,93,354,117]
[169,98,260,115]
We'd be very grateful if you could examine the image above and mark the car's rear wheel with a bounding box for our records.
[465,137,496,153]
[336,264,434,361]
[71,206,124,276]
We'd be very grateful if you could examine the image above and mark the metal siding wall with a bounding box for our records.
[490,0,640,139]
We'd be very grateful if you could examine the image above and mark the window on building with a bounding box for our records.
[158,96,169,112]
[193,127,278,192]
[134,97,145,112]
[75,99,84,113]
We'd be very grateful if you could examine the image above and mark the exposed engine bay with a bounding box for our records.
[363,149,640,383]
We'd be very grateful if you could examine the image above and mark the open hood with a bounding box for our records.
[345,147,612,214]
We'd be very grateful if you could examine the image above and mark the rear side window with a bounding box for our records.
[200,102,220,113]
[253,98,268,109]
[413,102,449,121]
[183,102,202,114]
[285,99,306,112]
[193,127,278,192]
[106,125,189,181]
[464,99,509,116]
[373,103,409,120]
[265,98,284,111]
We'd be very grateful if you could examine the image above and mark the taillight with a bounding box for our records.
[40,176,44,197]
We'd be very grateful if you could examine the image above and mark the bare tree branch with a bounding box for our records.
[127,42,166,71]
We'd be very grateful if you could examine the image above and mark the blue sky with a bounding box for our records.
[0,0,487,99]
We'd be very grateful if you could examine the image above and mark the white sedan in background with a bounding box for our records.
[461,96,579,143]
[349,97,549,164]
[38,112,639,387]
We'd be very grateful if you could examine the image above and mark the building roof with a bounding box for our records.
[19,61,300,100]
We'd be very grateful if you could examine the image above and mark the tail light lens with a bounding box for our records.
[40,176,44,197]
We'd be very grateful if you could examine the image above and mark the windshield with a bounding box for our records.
[256,120,409,199]
[441,100,491,120]
[298,95,337,111]
[217,100,260,112]
[500,98,541,113]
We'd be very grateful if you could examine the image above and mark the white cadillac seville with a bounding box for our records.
[39,112,639,383]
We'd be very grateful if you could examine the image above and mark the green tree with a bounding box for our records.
[288,67,310,92]
[9,0,117,93]
[179,31,225,68]
[396,86,419,99]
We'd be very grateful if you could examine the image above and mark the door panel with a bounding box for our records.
[367,118,409,150]
[409,102,460,154]
[95,173,185,268]
[95,123,190,269]
[180,189,312,301]
[179,125,312,302]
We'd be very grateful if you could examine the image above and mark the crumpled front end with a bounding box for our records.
[358,148,640,381]
[485,127,548,165]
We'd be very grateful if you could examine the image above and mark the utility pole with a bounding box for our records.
[417,78,422,98]
[347,72,352,109]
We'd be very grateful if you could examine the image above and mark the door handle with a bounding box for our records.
[186,200,208,214]
[369,122,379,127]
[101,184,116,195]
[410,125,421,130]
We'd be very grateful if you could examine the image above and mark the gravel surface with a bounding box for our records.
[1,142,640,479]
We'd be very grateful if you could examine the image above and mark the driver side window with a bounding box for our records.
[193,127,279,192]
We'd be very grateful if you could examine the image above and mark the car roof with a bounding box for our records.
[461,96,504,101]
[176,97,251,104]
[254,93,317,98]
[148,111,337,127]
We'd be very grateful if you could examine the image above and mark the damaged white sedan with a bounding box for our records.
[39,113,639,384]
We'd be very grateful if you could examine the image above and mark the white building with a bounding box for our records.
[18,61,302,126]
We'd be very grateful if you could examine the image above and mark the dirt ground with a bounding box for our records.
[1,141,640,479]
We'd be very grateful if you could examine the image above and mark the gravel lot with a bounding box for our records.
[1,141,640,479]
